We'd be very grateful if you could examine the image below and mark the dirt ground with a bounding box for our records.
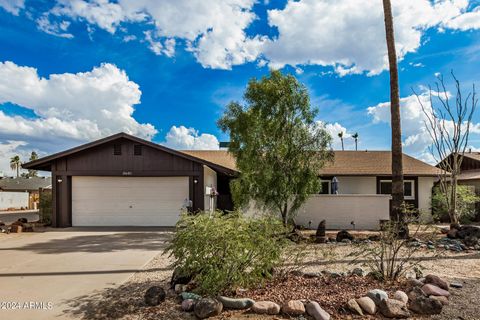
[63,230,480,320]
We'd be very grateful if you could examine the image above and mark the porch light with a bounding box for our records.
[57,178,63,183]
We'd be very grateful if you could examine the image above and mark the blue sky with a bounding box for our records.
[0,0,479,175]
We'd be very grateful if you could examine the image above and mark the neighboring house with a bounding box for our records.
[439,151,480,218]
[0,176,51,210]
[23,133,441,229]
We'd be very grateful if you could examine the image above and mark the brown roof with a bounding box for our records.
[463,152,480,162]
[181,150,442,177]
[457,170,480,181]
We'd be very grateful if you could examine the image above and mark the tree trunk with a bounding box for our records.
[16,165,19,178]
[449,154,459,224]
[382,0,407,236]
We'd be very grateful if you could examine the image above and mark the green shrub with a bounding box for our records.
[39,189,52,225]
[432,185,480,223]
[165,211,289,295]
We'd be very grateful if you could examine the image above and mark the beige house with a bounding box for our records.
[185,150,442,229]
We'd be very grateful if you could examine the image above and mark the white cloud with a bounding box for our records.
[0,61,156,152]
[0,140,28,177]
[317,121,357,150]
[0,0,24,15]
[163,126,219,150]
[36,15,74,39]
[44,0,265,69]
[367,89,480,163]
[263,0,480,75]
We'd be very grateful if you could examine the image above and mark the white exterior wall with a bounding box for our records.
[417,176,436,222]
[296,195,390,230]
[0,191,29,210]
[336,176,377,194]
[203,165,218,211]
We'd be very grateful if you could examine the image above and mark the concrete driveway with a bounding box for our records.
[0,228,172,320]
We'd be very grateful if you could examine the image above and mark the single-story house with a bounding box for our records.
[23,132,441,229]
[0,176,51,210]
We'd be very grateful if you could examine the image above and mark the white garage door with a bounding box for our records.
[72,176,189,226]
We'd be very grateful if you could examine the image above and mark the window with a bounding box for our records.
[113,144,122,155]
[379,180,415,199]
[134,144,142,156]
[319,180,331,194]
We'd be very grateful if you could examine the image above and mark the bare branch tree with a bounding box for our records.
[414,72,477,225]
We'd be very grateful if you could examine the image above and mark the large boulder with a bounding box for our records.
[144,286,166,306]
[422,284,450,297]
[217,296,254,310]
[336,230,354,242]
[251,301,280,315]
[457,225,480,239]
[356,297,377,315]
[194,298,223,319]
[281,300,305,315]
[425,274,449,291]
[409,296,443,315]
[407,286,427,302]
[306,301,330,320]
[378,299,410,318]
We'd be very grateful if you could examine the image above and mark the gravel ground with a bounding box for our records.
[64,237,480,320]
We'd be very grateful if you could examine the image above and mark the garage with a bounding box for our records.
[72,176,189,226]
[22,133,237,228]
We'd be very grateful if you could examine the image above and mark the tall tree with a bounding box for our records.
[382,0,407,235]
[415,73,477,225]
[27,151,39,177]
[352,132,359,151]
[338,132,345,150]
[218,70,333,226]
[10,155,21,178]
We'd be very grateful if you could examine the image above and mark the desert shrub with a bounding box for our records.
[432,185,480,223]
[349,206,438,282]
[166,211,289,295]
[39,189,52,225]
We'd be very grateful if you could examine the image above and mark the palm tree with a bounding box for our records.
[382,0,407,236]
[338,132,344,151]
[352,132,359,151]
[28,151,38,177]
[10,155,21,178]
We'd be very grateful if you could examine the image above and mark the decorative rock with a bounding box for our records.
[181,292,201,301]
[303,271,322,278]
[347,298,363,316]
[282,300,305,315]
[430,295,449,306]
[409,296,443,315]
[378,299,410,318]
[450,281,463,289]
[393,290,409,304]
[306,301,330,320]
[457,225,480,239]
[356,297,377,315]
[144,286,166,306]
[425,274,449,291]
[217,296,255,310]
[367,289,388,305]
[251,301,280,315]
[182,299,195,312]
[351,267,364,277]
[407,278,424,288]
[407,286,427,302]
[194,298,223,319]
[336,230,354,242]
[422,284,450,297]
[315,220,326,243]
